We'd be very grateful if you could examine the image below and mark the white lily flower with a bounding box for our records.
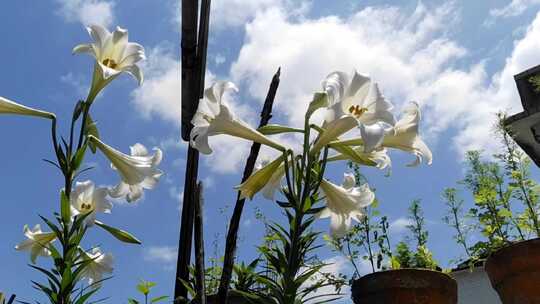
[236,155,285,200]
[73,25,145,101]
[313,71,396,151]
[190,81,285,154]
[318,173,375,237]
[0,96,55,119]
[15,224,56,263]
[79,247,114,286]
[382,102,432,166]
[88,136,163,203]
[256,159,286,201]
[328,147,391,170]
[70,180,112,227]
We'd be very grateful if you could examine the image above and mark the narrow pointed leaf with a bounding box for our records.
[95,221,141,244]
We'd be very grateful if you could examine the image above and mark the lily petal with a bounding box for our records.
[236,155,285,200]
[0,96,55,119]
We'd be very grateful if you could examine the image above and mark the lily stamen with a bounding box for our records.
[102,58,118,69]
[348,105,367,118]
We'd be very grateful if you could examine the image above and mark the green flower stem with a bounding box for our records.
[47,98,94,304]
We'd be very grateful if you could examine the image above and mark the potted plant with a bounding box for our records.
[329,172,457,304]
[128,280,168,304]
[443,113,540,303]
[485,114,540,303]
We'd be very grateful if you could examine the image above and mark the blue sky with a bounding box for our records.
[2,0,540,302]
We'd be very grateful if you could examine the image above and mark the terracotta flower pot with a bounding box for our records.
[485,238,540,304]
[206,293,253,304]
[351,269,457,304]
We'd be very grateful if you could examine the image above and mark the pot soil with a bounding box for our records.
[351,268,457,304]
[485,238,540,304]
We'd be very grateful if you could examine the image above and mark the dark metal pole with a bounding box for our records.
[194,182,207,304]
[217,68,281,303]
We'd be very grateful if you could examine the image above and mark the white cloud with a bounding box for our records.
[169,186,183,207]
[60,72,87,96]
[302,255,372,303]
[230,3,464,128]
[131,46,183,124]
[173,0,309,29]
[56,0,115,27]
[143,246,178,270]
[389,217,412,235]
[230,3,540,158]
[214,54,227,66]
[490,0,540,18]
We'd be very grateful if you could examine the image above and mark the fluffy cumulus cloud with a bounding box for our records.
[56,0,115,27]
[173,0,309,29]
[230,2,540,157]
[490,0,540,18]
[144,2,540,174]
[143,246,178,270]
[131,46,183,124]
[231,3,465,128]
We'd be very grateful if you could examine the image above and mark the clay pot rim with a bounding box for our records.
[485,237,540,267]
[357,268,453,280]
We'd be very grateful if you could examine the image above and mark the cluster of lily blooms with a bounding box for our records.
[0,23,431,285]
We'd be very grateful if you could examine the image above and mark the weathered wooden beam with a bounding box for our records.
[217,68,281,303]
[180,0,200,141]
[194,182,206,304]
[176,0,200,301]
[175,147,199,302]
[197,0,211,98]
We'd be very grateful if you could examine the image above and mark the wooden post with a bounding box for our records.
[194,182,206,304]
[176,0,211,301]
[217,68,281,303]
[180,0,199,141]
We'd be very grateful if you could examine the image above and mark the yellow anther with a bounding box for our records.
[348,105,367,118]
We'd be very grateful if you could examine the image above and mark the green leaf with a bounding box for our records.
[72,100,84,122]
[60,190,71,224]
[128,299,139,304]
[150,296,168,303]
[60,267,73,290]
[72,143,87,172]
[85,114,100,153]
[306,92,328,116]
[29,265,60,288]
[497,208,513,218]
[327,143,377,166]
[136,280,156,295]
[258,124,304,135]
[74,288,99,304]
[390,256,401,270]
[95,221,141,244]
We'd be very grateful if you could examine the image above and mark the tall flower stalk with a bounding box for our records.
[5,24,161,304]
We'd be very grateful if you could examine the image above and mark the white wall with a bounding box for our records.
[451,267,501,304]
